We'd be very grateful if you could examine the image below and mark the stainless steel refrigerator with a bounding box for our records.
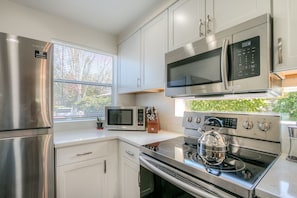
[0,32,54,198]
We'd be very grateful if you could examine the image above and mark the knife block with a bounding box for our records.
[147,119,160,133]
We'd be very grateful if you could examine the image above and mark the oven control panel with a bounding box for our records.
[204,116,237,129]
[183,111,280,142]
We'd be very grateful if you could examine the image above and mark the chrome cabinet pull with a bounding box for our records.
[104,160,106,174]
[199,19,204,37]
[221,39,229,90]
[126,150,135,157]
[206,15,212,34]
[138,170,141,187]
[137,78,141,88]
[278,38,283,64]
[76,151,92,157]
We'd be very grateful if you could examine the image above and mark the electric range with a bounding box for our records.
[140,112,281,198]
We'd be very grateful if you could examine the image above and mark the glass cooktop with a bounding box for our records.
[140,136,278,194]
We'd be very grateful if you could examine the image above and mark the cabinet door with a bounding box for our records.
[273,0,297,72]
[118,31,141,93]
[207,0,271,34]
[168,0,205,50]
[57,158,107,198]
[120,156,140,198]
[141,11,168,90]
[119,141,140,198]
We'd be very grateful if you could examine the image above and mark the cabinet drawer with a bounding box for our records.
[119,141,140,164]
[56,142,108,166]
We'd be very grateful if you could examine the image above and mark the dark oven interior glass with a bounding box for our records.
[140,165,195,198]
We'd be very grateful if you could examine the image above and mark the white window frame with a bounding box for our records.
[52,40,116,122]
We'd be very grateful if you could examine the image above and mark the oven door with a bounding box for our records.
[139,154,236,198]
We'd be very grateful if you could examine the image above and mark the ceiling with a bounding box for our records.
[10,0,164,35]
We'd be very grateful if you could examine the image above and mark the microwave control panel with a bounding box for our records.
[138,109,144,126]
[231,36,260,80]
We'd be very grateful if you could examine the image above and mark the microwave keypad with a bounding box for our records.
[138,109,144,126]
[231,36,260,80]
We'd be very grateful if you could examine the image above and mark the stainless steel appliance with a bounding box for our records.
[165,14,281,97]
[140,112,281,198]
[105,106,146,131]
[0,32,54,198]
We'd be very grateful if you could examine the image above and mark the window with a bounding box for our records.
[53,43,113,122]
[176,88,297,121]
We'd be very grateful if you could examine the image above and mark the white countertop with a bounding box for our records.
[256,154,297,198]
[54,128,182,148]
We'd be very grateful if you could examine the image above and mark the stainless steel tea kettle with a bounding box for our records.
[198,117,227,166]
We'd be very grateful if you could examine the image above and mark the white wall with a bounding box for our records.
[135,92,183,133]
[0,0,117,54]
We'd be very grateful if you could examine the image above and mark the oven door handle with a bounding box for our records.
[220,39,229,90]
[139,155,219,198]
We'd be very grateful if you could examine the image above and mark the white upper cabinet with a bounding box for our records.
[141,11,168,90]
[168,0,271,50]
[273,0,297,73]
[118,11,168,94]
[168,0,205,50]
[208,0,271,34]
[118,31,141,93]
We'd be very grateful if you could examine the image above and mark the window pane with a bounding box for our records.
[182,90,297,121]
[54,83,112,121]
[54,44,112,84]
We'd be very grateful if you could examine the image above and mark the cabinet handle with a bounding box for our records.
[125,150,135,157]
[76,152,93,157]
[137,78,141,88]
[206,15,212,34]
[199,19,204,37]
[278,38,283,64]
[138,170,141,187]
[104,160,106,174]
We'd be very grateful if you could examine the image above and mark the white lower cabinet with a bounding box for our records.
[57,158,107,198]
[119,141,140,198]
[56,140,118,198]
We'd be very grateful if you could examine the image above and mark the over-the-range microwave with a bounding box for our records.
[165,14,281,98]
[105,106,146,131]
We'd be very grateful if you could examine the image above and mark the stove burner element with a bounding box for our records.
[185,146,246,176]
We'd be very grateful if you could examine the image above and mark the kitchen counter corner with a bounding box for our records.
[256,154,297,198]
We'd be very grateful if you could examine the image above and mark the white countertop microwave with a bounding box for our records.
[105,106,146,131]
[165,14,281,98]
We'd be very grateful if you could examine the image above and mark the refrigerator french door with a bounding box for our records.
[0,32,54,198]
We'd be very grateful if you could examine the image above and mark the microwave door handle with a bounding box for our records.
[221,39,229,90]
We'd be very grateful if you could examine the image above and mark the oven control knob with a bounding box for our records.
[187,117,193,123]
[258,121,270,132]
[242,120,253,130]
[196,117,201,124]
